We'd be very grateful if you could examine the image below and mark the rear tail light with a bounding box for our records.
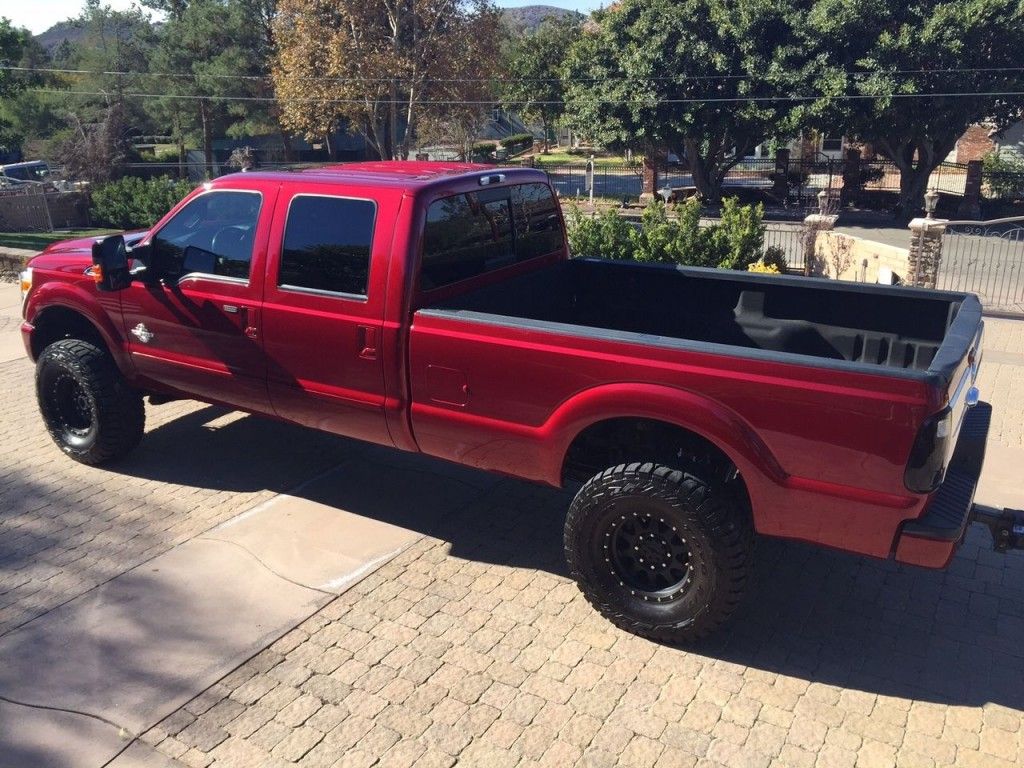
[904,408,953,493]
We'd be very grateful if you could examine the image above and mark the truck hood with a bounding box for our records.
[29,230,147,271]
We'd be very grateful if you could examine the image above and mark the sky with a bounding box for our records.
[6,0,608,35]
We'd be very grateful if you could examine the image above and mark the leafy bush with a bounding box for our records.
[470,141,497,161]
[565,205,637,262]
[499,133,535,153]
[90,176,195,229]
[983,151,1024,200]
[748,261,781,274]
[761,246,789,271]
[149,148,180,164]
[566,198,768,270]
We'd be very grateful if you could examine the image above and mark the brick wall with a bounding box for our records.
[956,124,995,163]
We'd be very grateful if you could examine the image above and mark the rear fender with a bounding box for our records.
[543,383,786,506]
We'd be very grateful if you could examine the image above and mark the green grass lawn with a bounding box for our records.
[0,229,117,252]
[532,151,634,167]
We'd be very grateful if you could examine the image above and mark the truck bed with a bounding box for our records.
[420,259,980,384]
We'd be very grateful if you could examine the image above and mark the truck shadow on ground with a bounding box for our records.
[110,406,1024,713]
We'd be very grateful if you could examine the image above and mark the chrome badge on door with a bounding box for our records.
[131,323,154,343]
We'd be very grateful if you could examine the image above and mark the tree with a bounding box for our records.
[227,0,295,159]
[501,14,581,152]
[272,0,504,160]
[805,0,1024,217]
[562,0,807,201]
[145,0,263,174]
[49,2,159,181]
[0,18,34,157]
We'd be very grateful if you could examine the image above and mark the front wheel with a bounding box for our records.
[36,339,145,465]
[564,462,752,643]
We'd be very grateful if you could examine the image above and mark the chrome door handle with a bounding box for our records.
[222,304,239,313]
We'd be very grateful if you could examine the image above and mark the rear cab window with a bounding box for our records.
[279,195,377,298]
[421,182,563,291]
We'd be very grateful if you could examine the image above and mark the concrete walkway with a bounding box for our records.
[0,282,25,362]
[0,459,447,767]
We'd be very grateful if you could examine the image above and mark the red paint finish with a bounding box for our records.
[20,162,979,567]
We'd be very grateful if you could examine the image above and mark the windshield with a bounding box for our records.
[2,163,50,182]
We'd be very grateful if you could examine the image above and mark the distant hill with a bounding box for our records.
[35,5,583,50]
[501,5,585,34]
[35,20,87,50]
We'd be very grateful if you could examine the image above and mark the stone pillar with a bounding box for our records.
[956,159,982,219]
[802,212,838,276]
[907,217,947,288]
[839,148,861,208]
[640,156,660,204]
[773,149,790,200]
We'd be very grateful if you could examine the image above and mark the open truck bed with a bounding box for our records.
[421,258,981,385]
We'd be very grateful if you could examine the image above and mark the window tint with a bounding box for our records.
[152,190,262,280]
[279,196,376,296]
[512,183,563,261]
[421,183,562,290]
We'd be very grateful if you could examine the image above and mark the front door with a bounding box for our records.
[121,187,276,413]
[260,188,391,446]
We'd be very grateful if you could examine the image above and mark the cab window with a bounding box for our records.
[279,195,376,297]
[151,190,262,280]
[421,182,562,290]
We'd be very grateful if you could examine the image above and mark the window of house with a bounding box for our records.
[821,136,843,152]
[421,183,563,289]
[279,195,376,297]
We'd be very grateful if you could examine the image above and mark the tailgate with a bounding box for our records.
[904,297,984,493]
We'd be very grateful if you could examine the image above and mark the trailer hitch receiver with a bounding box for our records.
[972,504,1024,552]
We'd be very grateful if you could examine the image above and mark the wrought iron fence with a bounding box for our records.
[933,162,968,196]
[937,217,1024,316]
[762,222,807,271]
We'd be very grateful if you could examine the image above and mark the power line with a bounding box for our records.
[7,63,1024,85]
[28,86,1024,105]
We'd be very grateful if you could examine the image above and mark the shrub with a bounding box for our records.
[90,176,195,229]
[748,261,781,274]
[150,148,180,164]
[470,142,497,161]
[565,205,636,261]
[564,197,770,271]
[499,133,535,152]
[761,246,789,272]
[983,151,1024,200]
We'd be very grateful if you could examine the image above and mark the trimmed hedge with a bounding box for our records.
[499,133,535,153]
[90,176,195,230]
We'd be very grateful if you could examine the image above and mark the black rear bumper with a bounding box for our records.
[894,402,990,567]
[902,402,990,542]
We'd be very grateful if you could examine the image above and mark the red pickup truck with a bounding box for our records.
[19,162,1022,641]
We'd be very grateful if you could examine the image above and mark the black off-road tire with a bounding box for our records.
[36,339,145,465]
[564,462,753,643]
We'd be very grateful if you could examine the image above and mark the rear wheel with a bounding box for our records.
[564,462,752,643]
[36,339,145,465]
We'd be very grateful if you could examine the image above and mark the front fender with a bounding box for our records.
[24,280,131,376]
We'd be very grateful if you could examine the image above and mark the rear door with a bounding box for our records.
[121,187,276,412]
[260,186,393,446]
